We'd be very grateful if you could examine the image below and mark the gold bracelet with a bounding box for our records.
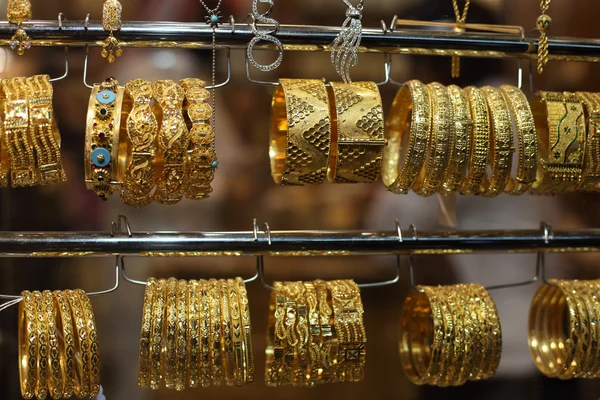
[461,87,491,195]
[270,79,332,186]
[18,291,37,399]
[528,283,551,376]
[438,286,467,386]
[219,279,235,386]
[480,86,514,197]
[500,85,538,194]
[164,277,178,389]
[153,80,188,204]
[25,75,67,185]
[137,278,155,388]
[227,279,244,386]
[188,280,200,388]
[327,82,385,184]
[122,78,158,207]
[85,78,126,199]
[209,279,223,385]
[175,279,189,391]
[436,286,455,387]
[531,91,586,194]
[571,281,592,378]
[198,280,211,387]
[7,0,31,55]
[77,289,101,397]
[66,289,89,398]
[585,280,600,378]
[557,280,586,379]
[234,277,254,384]
[54,291,76,398]
[180,78,217,200]
[149,279,166,390]
[42,291,64,399]
[281,283,298,385]
[33,291,49,400]
[2,77,38,187]
[576,92,600,191]
[382,80,431,194]
[287,282,309,386]
[315,279,335,383]
[469,285,501,380]
[413,82,453,196]
[303,281,320,387]
[464,284,486,381]
[441,85,472,195]
[266,282,287,386]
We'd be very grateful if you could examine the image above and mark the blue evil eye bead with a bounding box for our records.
[91,148,111,168]
[210,14,219,24]
[97,90,116,104]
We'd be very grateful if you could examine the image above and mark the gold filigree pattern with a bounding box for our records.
[137,278,155,388]
[575,92,600,191]
[461,87,491,195]
[101,0,123,62]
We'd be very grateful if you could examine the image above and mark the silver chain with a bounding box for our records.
[198,0,223,15]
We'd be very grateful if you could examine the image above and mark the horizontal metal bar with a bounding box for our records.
[1,20,600,61]
[0,229,597,257]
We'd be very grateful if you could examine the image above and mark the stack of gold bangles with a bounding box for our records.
[18,289,100,399]
[0,75,67,188]
[85,78,218,205]
[265,280,366,386]
[399,284,502,386]
[137,277,254,390]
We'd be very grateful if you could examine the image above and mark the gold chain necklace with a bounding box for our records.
[451,0,471,78]
[536,0,552,74]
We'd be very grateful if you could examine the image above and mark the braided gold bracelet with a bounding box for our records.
[576,92,600,191]
[461,87,490,195]
[18,291,37,399]
[315,280,335,383]
[235,277,254,383]
[149,279,166,390]
[137,278,155,388]
[187,280,200,388]
[55,291,76,397]
[174,279,188,391]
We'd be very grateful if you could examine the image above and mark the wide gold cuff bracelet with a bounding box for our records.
[576,92,600,191]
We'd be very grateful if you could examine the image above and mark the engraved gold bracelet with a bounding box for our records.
[576,92,600,191]
[235,277,254,384]
[33,291,49,400]
[461,87,490,195]
[175,279,188,391]
[227,279,244,386]
[164,277,178,389]
[209,279,223,385]
[66,289,90,398]
[198,280,211,387]
[77,289,101,397]
[220,279,235,386]
[55,290,76,398]
[188,280,200,388]
[149,279,166,390]
[18,291,37,399]
[43,290,64,399]
[137,278,155,388]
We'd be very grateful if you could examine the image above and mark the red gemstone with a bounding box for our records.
[93,123,98,127]
[98,132,106,139]
[109,124,113,129]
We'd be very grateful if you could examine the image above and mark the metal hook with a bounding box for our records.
[380,15,398,34]
[49,13,69,82]
[83,15,93,89]
[205,47,231,89]
[255,219,275,290]
[380,53,405,87]
[404,224,423,293]
[230,15,236,34]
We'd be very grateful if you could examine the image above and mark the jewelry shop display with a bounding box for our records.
[102,0,124,63]
[7,0,31,55]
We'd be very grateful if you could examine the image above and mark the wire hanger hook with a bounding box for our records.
[49,12,69,82]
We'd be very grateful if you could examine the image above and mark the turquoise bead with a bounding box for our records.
[91,148,111,168]
[97,90,116,104]
[210,15,218,24]
[211,160,218,168]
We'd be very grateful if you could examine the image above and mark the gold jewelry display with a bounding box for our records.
[180,78,217,200]
[575,92,600,191]
[102,0,123,63]
[531,91,586,194]
[536,0,552,74]
[413,82,453,196]
[479,86,514,197]
[327,81,386,184]
[450,0,471,78]
[85,78,126,200]
[500,85,538,195]
[270,79,332,186]
[460,86,490,195]
[153,80,188,205]
[25,75,67,185]
[382,80,431,194]
[7,0,32,55]
[122,79,158,207]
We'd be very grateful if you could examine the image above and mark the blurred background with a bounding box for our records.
[1,0,600,399]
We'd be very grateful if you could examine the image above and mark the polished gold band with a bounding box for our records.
[461,87,490,195]
[576,92,600,191]
[480,86,514,197]
[382,80,431,194]
[442,85,472,195]
[327,81,385,183]
[413,82,453,196]
[175,279,188,391]
[149,279,166,390]
[77,289,101,397]
[18,291,37,399]
[54,290,76,398]
[164,278,178,389]
[270,79,332,186]
[235,277,254,384]
[187,280,200,388]
[137,278,155,388]
[153,80,188,204]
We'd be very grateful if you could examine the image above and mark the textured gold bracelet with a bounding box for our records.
[2,77,38,187]
[315,279,335,383]
[25,75,67,185]
[470,284,502,380]
[469,283,490,380]
[43,291,64,399]
[66,289,89,398]
[461,87,490,195]
[77,289,101,397]
[557,280,585,379]
[435,286,455,387]
[528,283,551,376]
[198,280,211,387]
[441,85,472,195]
[33,291,49,400]
[382,80,431,194]
[227,279,244,386]
[84,78,125,199]
[531,91,586,194]
[438,286,467,387]
[480,86,514,197]
[220,279,235,386]
[270,79,331,186]
[54,291,76,398]
[188,280,200,388]
[122,78,158,207]
[327,81,385,184]
[209,279,223,385]
[164,278,178,389]
[571,281,592,378]
[234,278,254,384]
[586,280,600,378]
[463,284,486,381]
[289,282,310,386]
[18,291,37,399]
[576,92,600,191]
[413,82,453,196]
[137,278,155,388]
[420,286,445,385]
[149,279,166,390]
[303,281,320,387]
[153,80,188,204]
[266,282,287,386]
[175,279,188,391]
[281,283,298,385]
[180,78,217,199]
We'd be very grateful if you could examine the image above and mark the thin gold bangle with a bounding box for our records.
[463,284,485,381]
[220,279,235,386]
[315,280,335,384]
[198,280,211,387]
[227,279,244,386]
[209,279,223,385]
[266,282,287,386]
[235,277,254,384]
[586,280,600,378]
[480,86,514,197]
[461,87,490,195]
[557,280,586,379]
[137,278,155,388]
[187,279,200,388]
[382,80,431,194]
[440,286,467,386]
[500,85,538,194]
[175,279,188,391]
[413,82,453,196]
[291,282,310,386]
[66,289,89,398]
[33,291,49,400]
[76,289,100,397]
[575,92,600,191]
[303,281,320,387]
[164,277,178,389]
[43,290,64,399]
[149,279,166,390]
[281,283,298,385]
[430,286,454,386]
[18,291,37,399]
[54,291,76,398]
[572,281,593,377]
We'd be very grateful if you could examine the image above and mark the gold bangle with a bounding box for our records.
[137,278,155,388]
[54,291,76,398]
[65,289,89,398]
[480,86,514,197]
[557,280,586,379]
[84,78,126,200]
[25,75,67,185]
[164,277,178,389]
[413,82,453,196]
[2,77,38,187]
[227,279,244,386]
[441,85,472,195]
[101,0,123,63]
[187,280,200,388]
[270,79,332,186]
[198,280,211,387]
[528,283,553,376]
[327,81,385,184]
[42,291,64,399]
[382,80,431,194]
[573,280,594,377]
[281,283,298,385]
[303,281,320,387]
[33,291,49,400]
[585,280,600,377]
[531,91,586,194]
[149,279,166,390]
[266,282,287,386]
[76,289,101,397]
[575,92,600,191]
[461,87,491,195]
[18,291,37,399]
[175,279,189,391]
[180,78,217,200]
[208,279,223,385]
[219,279,235,386]
[471,285,502,379]
[122,79,158,207]
[153,80,189,204]
[288,282,309,386]
[315,279,335,384]
[428,286,454,387]
[235,277,254,384]
[439,286,467,386]
[463,284,486,381]
[7,0,31,55]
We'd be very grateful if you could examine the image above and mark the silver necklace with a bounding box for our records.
[331,0,364,83]
[198,0,222,129]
